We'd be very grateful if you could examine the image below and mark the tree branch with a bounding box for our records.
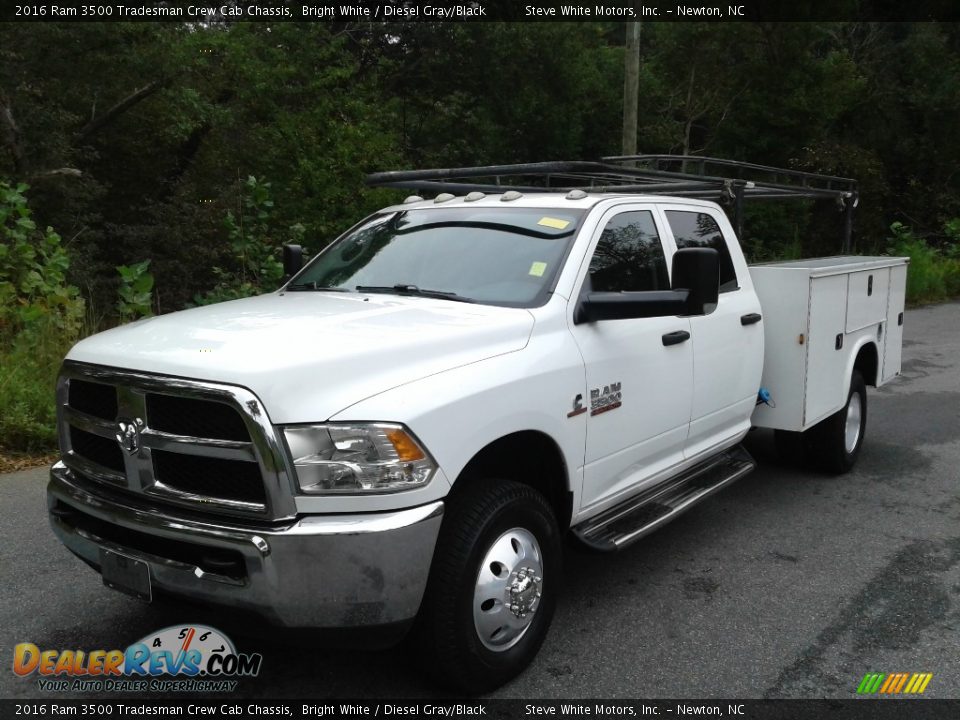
[28,167,83,181]
[78,79,165,140]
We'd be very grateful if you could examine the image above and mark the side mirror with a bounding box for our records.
[574,290,690,324]
[573,248,721,324]
[671,247,719,315]
[282,244,304,281]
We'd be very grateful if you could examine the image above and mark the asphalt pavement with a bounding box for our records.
[2,301,959,700]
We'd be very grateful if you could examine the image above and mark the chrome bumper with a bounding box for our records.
[48,462,443,629]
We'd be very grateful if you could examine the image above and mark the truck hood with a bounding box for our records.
[67,292,535,423]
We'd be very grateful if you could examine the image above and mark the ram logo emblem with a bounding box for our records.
[115,418,144,455]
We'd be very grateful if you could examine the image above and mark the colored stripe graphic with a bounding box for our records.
[857,673,885,694]
[858,672,932,694]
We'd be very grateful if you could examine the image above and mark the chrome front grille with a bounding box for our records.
[57,362,296,520]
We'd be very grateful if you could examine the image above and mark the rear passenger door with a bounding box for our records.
[569,206,694,511]
[659,205,764,460]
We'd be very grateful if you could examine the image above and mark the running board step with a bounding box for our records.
[572,445,756,552]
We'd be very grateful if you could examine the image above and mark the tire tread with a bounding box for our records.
[809,369,867,474]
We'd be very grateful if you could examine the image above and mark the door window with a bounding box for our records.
[587,211,669,292]
[665,210,739,292]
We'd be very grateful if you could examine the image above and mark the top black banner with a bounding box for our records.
[3,0,960,23]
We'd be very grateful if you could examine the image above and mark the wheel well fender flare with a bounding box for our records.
[452,430,573,530]
[844,338,879,397]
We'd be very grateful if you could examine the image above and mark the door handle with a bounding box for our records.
[740,313,762,326]
[662,330,691,346]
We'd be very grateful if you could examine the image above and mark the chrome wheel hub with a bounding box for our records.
[845,390,863,454]
[473,528,543,652]
[507,566,541,618]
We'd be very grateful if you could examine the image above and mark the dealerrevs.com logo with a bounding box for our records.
[13,624,262,693]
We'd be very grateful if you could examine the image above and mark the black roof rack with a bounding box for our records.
[366,156,859,251]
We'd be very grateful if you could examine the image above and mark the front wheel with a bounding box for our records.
[809,369,867,474]
[413,479,561,693]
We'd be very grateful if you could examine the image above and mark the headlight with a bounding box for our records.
[283,423,437,494]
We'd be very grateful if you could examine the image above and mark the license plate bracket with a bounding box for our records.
[100,549,152,602]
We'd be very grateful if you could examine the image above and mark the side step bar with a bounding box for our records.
[572,445,756,552]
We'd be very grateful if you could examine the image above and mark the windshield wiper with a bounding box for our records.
[285,282,352,292]
[355,284,475,303]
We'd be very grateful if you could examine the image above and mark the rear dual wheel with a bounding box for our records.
[812,369,867,473]
[775,369,867,474]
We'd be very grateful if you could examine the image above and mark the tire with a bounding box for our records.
[413,479,562,693]
[809,370,867,474]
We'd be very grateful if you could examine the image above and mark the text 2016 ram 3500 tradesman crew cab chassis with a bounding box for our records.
[48,158,908,691]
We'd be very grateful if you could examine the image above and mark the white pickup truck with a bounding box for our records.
[47,158,908,692]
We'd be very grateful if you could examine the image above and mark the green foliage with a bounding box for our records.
[193,176,298,306]
[0,181,84,452]
[374,24,621,165]
[887,221,960,303]
[0,181,84,339]
[939,221,960,297]
[116,260,154,321]
[739,202,813,263]
[5,20,960,304]
[0,339,61,452]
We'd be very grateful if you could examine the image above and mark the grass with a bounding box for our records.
[888,235,960,304]
[0,321,72,455]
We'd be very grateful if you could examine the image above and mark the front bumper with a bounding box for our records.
[48,462,443,629]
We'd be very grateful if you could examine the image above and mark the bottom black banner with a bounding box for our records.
[2,700,959,720]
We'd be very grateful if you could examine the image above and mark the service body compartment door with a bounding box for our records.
[804,274,850,427]
[882,264,908,382]
[846,268,890,332]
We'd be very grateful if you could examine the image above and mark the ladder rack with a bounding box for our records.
[365,156,859,251]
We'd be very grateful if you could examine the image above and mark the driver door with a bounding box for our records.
[568,206,694,512]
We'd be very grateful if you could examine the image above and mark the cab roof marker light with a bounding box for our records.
[403,195,424,204]
[434,193,456,203]
[566,189,588,200]
[500,190,523,202]
[464,192,486,202]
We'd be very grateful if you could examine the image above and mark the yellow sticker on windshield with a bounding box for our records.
[529,261,548,277]
[537,217,571,230]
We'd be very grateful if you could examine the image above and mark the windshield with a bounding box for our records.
[286,207,585,307]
